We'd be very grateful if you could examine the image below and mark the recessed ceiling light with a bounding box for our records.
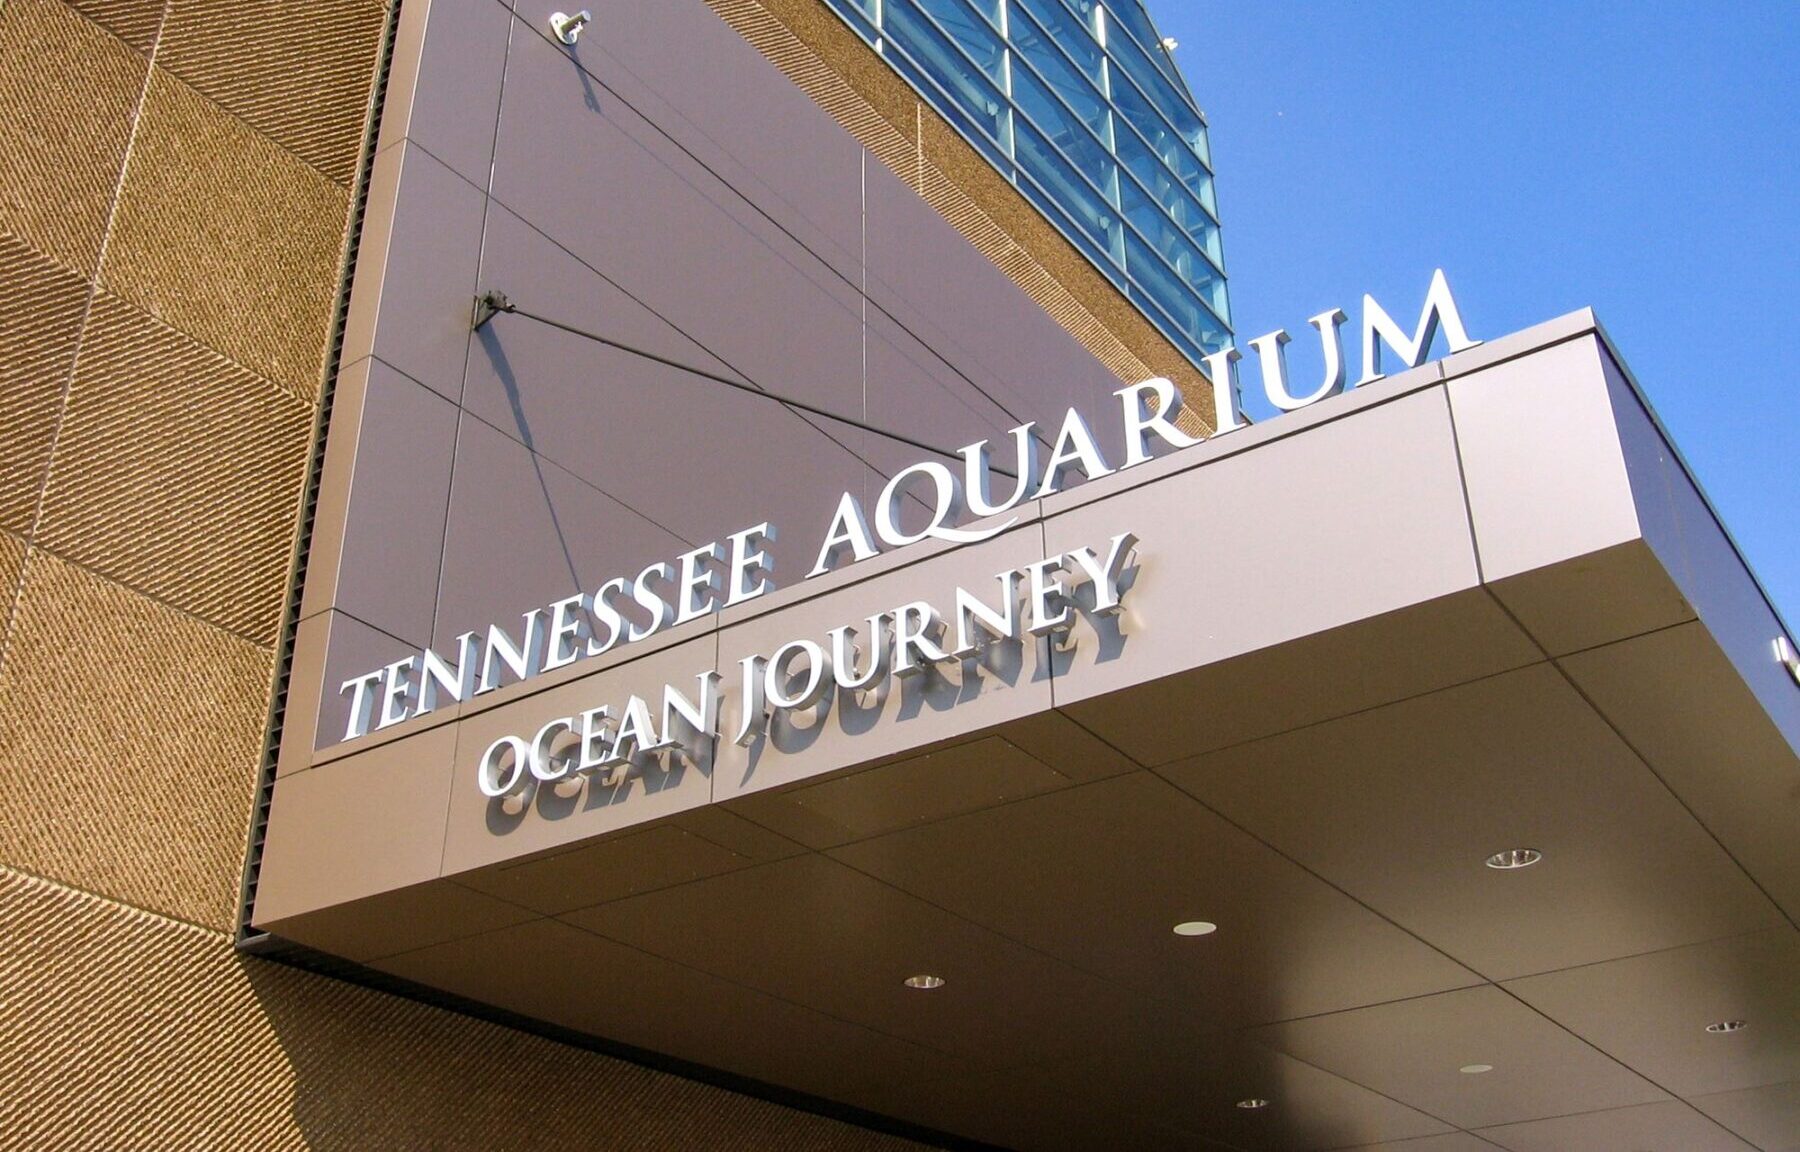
[1235,1098,1269,1110]
[1173,921,1218,936]
[1705,1019,1746,1034]
[1459,1064,1494,1074]
[903,974,945,990]
[1485,848,1542,870]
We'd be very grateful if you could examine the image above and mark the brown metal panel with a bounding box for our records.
[0,233,89,534]
[371,915,959,1113]
[101,70,348,400]
[156,0,386,186]
[1048,388,1483,745]
[1251,984,1669,1130]
[861,304,1039,487]
[1651,365,1800,764]
[831,770,1478,1028]
[842,1060,1245,1150]
[0,0,146,275]
[864,157,1122,437]
[728,735,1074,850]
[338,141,487,402]
[0,551,270,930]
[437,631,724,876]
[37,292,313,645]
[1333,1137,1504,1152]
[712,521,1058,804]
[1093,589,1539,765]
[461,203,881,589]
[259,877,541,964]
[1450,335,1643,586]
[1474,1099,1755,1152]
[570,0,866,284]
[1503,928,1800,1099]
[314,359,460,647]
[564,851,1165,1073]
[1690,1080,1800,1152]
[1485,538,1695,657]
[490,21,865,424]
[282,607,424,761]
[1164,663,1784,981]
[1561,621,1800,928]
[255,721,460,926]
[373,0,510,186]
[430,412,693,654]
[704,0,1216,426]
[452,820,770,916]
[1026,1041,1456,1151]
[711,0,922,164]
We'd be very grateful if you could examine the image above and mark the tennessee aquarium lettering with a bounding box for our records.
[332,270,1480,800]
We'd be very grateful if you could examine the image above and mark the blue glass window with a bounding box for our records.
[822,0,1231,359]
[1014,118,1121,262]
[1011,67,1113,191]
[909,0,1006,83]
[1011,8,1108,139]
[1014,0,1103,85]
[1101,1,1188,96]
[882,0,1012,153]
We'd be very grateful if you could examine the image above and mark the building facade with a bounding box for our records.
[2,1,1796,1150]
[0,0,1210,1146]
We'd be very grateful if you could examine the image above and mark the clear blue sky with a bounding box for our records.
[1153,1,1799,625]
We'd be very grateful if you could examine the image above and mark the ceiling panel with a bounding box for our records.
[560,852,1170,1069]
[1034,1041,1455,1151]
[1061,587,1540,767]
[370,917,959,1105]
[829,771,1478,1027]
[839,1063,1243,1152]
[1690,1079,1800,1152]
[1333,1134,1505,1152]
[723,735,1075,849]
[1249,984,1668,1129]
[1160,663,1783,980]
[454,823,758,915]
[1503,928,1800,1098]
[1560,621,1800,925]
[1474,1099,1755,1152]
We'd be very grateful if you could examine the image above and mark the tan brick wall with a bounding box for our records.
[0,866,927,1151]
[0,0,1215,1144]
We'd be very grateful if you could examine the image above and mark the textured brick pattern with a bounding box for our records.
[159,0,388,186]
[0,551,271,929]
[0,532,24,621]
[707,0,1216,435]
[0,234,90,534]
[0,0,148,273]
[37,293,313,644]
[103,70,349,400]
[0,866,930,1151]
[63,0,165,50]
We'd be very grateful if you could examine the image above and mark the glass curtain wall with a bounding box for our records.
[826,0,1231,361]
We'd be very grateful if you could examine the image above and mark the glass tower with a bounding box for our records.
[824,0,1230,362]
